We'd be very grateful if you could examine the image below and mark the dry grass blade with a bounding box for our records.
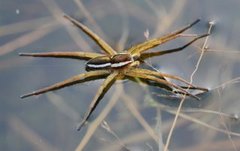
[0,16,53,37]
[0,21,58,56]
[74,0,108,42]
[121,93,159,143]
[8,116,61,151]
[163,21,214,151]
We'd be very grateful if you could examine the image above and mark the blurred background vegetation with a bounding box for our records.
[1,0,240,150]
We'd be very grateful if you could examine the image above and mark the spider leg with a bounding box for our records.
[77,71,119,131]
[140,34,209,60]
[19,51,104,60]
[128,19,200,56]
[130,68,208,92]
[125,69,200,100]
[20,70,110,98]
[63,14,117,56]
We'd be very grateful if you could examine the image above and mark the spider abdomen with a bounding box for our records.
[86,56,111,71]
[86,53,133,71]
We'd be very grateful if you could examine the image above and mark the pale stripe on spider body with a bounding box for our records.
[86,53,134,71]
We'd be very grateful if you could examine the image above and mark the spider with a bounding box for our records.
[20,14,209,131]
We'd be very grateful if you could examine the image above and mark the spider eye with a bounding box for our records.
[86,56,111,71]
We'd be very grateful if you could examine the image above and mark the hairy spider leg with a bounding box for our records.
[19,51,104,60]
[77,71,119,131]
[140,34,209,60]
[125,70,200,100]
[128,19,200,56]
[64,14,117,56]
[20,70,110,98]
[129,68,208,92]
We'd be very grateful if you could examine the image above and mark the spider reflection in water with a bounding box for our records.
[20,14,209,131]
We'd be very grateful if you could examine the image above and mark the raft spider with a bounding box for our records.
[20,14,208,131]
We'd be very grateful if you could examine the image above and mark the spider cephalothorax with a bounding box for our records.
[20,14,209,131]
[86,53,134,71]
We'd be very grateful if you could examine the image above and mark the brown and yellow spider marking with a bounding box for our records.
[20,14,209,131]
